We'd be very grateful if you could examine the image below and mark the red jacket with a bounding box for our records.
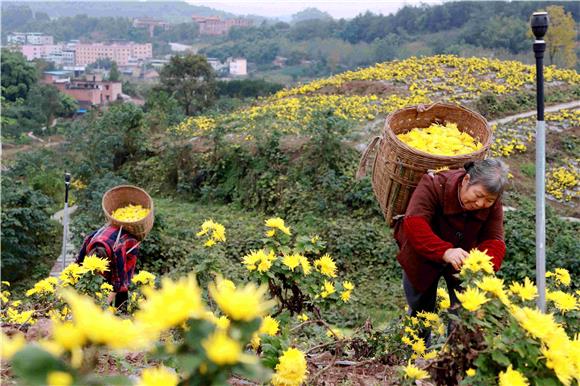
[394,169,506,292]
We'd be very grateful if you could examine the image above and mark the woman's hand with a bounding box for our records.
[443,248,469,271]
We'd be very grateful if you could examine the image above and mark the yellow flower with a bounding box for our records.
[1,332,26,360]
[437,288,451,309]
[476,276,509,304]
[466,368,476,377]
[541,345,576,386]
[509,277,537,301]
[340,280,354,302]
[271,347,308,386]
[197,219,226,246]
[52,320,86,350]
[135,274,204,334]
[7,308,35,324]
[314,254,337,278]
[215,315,230,330]
[282,254,300,271]
[310,235,320,244]
[265,217,291,236]
[59,263,86,286]
[111,204,150,222]
[209,279,274,322]
[47,371,73,386]
[460,249,494,276]
[243,249,277,273]
[456,287,489,311]
[412,338,426,355]
[403,361,430,380]
[510,306,568,345]
[546,268,571,287]
[298,255,312,275]
[498,365,529,386]
[398,122,482,156]
[340,290,352,302]
[202,331,242,365]
[81,255,110,274]
[26,277,59,297]
[423,351,437,360]
[266,229,276,237]
[546,290,577,312]
[132,270,156,286]
[136,366,179,386]
[297,313,309,322]
[320,280,336,298]
[260,316,279,336]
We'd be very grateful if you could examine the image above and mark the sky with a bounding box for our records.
[187,0,443,19]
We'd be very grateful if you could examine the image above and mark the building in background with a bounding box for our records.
[7,32,54,45]
[133,18,170,38]
[42,70,123,109]
[74,42,153,66]
[192,15,252,36]
[228,57,247,76]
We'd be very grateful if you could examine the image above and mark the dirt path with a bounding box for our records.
[49,205,78,277]
[489,100,580,126]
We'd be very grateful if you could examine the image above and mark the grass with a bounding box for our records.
[153,196,406,326]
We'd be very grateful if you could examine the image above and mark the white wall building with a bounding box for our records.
[228,57,247,76]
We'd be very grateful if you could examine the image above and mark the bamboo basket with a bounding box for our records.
[357,102,492,227]
[102,185,154,240]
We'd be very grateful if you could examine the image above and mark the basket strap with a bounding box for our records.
[356,136,381,180]
[113,225,123,250]
[416,103,437,113]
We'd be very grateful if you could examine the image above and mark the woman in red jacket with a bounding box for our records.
[394,158,509,317]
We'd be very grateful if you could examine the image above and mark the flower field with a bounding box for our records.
[2,54,579,385]
[1,217,578,385]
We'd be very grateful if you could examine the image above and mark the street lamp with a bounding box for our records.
[61,173,71,271]
[531,11,548,312]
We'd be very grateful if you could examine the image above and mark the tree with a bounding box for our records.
[544,5,576,68]
[108,61,121,82]
[158,54,216,116]
[1,49,38,102]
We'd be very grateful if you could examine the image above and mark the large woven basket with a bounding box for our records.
[357,102,492,227]
[102,185,154,240]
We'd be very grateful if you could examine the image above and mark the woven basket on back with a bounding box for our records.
[102,185,154,240]
[357,102,492,227]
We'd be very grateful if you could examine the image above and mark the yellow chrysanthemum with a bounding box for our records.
[62,289,150,349]
[243,249,277,273]
[260,316,280,336]
[510,306,568,345]
[271,347,308,386]
[26,277,59,297]
[403,361,430,380]
[466,368,476,377]
[314,254,337,278]
[1,332,26,360]
[202,331,242,365]
[132,270,156,286]
[460,249,494,276]
[81,255,110,274]
[320,280,336,298]
[509,277,537,301]
[398,122,482,156]
[456,286,489,311]
[209,279,274,322]
[59,263,86,286]
[51,320,86,350]
[111,204,150,222]
[542,345,576,386]
[498,365,529,386]
[437,288,451,309]
[297,313,309,322]
[47,371,73,386]
[265,217,291,236]
[282,254,300,271]
[298,255,312,275]
[546,290,577,312]
[7,308,35,324]
[135,274,204,334]
[546,268,571,287]
[476,276,509,303]
[197,219,226,246]
[136,367,179,386]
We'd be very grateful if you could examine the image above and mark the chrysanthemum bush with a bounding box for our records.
[2,217,353,385]
[399,249,579,386]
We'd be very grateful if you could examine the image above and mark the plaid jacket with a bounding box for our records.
[76,225,140,292]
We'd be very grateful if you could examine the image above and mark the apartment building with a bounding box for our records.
[74,43,153,66]
[7,32,54,45]
[192,15,252,36]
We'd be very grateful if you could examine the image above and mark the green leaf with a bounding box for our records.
[11,346,71,386]
[491,351,511,367]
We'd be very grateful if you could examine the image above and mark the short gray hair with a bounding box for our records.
[464,158,509,195]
